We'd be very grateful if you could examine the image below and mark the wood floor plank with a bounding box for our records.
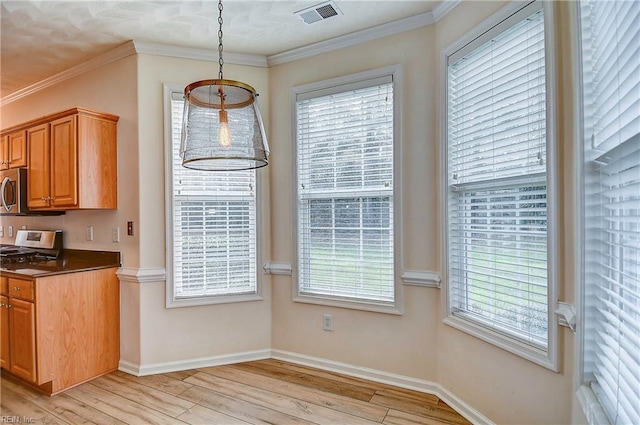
[33,414,70,424]
[90,372,195,417]
[371,393,472,425]
[186,371,380,425]
[112,370,194,396]
[257,359,402,393]
[24,392,126,425]
[384,409,457,425]
[198,364,388,422]
[65,383,188,425]
[374,388,440,406]
[0,386,51,421]
[233,361,377,402]
[164,370,198,381]
[177,404,252,425]
[178,385,316,425]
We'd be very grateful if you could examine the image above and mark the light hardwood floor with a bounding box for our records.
[1,359,472,425]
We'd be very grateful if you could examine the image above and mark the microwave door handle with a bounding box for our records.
[1,176,12,212]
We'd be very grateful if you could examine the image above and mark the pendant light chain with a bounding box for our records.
[217,0,224,80]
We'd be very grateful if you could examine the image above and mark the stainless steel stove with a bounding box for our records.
[0,229,62,265]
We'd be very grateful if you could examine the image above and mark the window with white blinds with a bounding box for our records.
[579,1,640,424]
[445,1,554,357]
[166,90,258,305]
[295,72,396,307]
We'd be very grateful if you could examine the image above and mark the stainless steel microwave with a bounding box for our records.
[0,168,63,216]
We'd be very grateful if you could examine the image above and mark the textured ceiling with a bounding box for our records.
[0,0,440,97]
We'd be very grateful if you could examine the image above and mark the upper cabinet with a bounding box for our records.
[0,129,27,170]
[3,108,118,211]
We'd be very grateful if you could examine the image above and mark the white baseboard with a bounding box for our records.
[120,348,493,425]
[271,349,495,425]
[118,349,271,377]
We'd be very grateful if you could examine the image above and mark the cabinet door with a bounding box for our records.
[0,294,9,370]
[0,136,8,170]
[27,124,51,209]
[7,130,27,168]
[50,115,77,208]
[9,298,36,383]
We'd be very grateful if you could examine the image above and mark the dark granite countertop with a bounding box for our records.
[0,249,121,278]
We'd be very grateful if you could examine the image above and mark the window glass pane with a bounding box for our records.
[446,3,549,350]
[169,96,257,299]
[297,78,395,304]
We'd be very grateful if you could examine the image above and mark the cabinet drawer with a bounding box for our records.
[8,279,34,301]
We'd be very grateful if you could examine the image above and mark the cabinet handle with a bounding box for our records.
[13,286,21,291]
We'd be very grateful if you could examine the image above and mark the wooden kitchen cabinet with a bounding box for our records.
[0,277,37,383]
[0,278,9,370]
[0,129,27,170]
[26,123,51,208]
[0,107,118,211]
[0,268,119,395]
[9,297,37,383]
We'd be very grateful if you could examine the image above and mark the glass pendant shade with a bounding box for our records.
[180,79,269,171]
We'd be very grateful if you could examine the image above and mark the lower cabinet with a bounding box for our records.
[1,278,37,383]
[0,268,119,395]
[8,298,37,383]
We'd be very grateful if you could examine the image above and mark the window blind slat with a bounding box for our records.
[580,0,640,423]
[297,79,395,304]
[447,5,549,350]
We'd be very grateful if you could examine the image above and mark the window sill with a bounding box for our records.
[167,293,263,308]
[294,293,402,315]
[577,386,611,425]
[443,314,558,371]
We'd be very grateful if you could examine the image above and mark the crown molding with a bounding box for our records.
[1,41,137,106]
[267,0,461,67]
[268,11,435,66]
[1,40,267,106]
[132,41,268,68]
[432,0,462,23]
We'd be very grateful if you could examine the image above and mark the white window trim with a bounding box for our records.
[163,82,264,308]
[291,65,403,315]
[439,0,560,371]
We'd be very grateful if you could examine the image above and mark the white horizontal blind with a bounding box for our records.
[447,3,549,349]
[296,78,394,303]
[170,95,257,299]
[580,1,640,424]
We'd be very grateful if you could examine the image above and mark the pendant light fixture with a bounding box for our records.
[180,0,269,171]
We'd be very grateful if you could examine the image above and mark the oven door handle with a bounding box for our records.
[1,176,13,212]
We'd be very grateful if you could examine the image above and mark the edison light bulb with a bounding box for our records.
[218,110,232,148]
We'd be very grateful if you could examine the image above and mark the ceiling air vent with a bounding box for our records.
[295,1,343,25]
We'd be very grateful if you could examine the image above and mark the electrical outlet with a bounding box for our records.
[0,226,3,237]
[8,226,13,238]
[112,227,120,243]
[86,226,94,241]
[322,314,333,331]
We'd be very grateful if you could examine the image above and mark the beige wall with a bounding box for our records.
[269,24,441,381]
[0,56,140,265]
[134,54,272,365]
[269,1,582,424]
